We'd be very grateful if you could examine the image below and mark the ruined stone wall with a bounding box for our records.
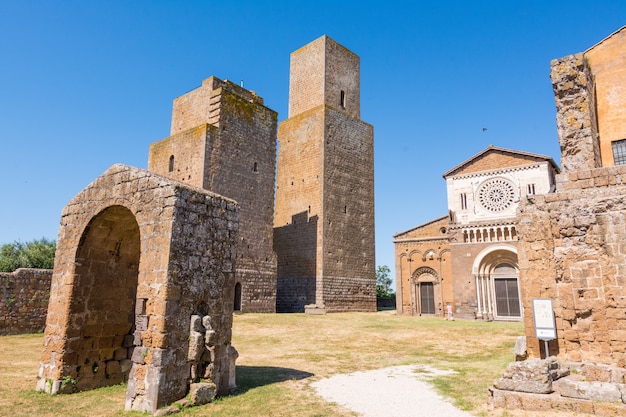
[37,164,239,413]
[518,166,626,367]
[0,268,51,335]
[550,54,601,171]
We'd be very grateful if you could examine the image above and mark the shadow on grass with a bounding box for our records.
[234,366,314,394]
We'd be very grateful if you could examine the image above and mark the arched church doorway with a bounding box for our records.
[472,245,521,321]
[411,267,441,316]
[68,205,140,390]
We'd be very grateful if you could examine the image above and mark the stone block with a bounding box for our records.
[190,315,203,332]
[188,332,204,362]
[558,379,622,402]
[494,377,552,394]
[131,347,149,365]
[189,381,216,406]
[514,336,527,361]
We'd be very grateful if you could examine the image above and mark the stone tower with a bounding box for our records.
[274,35,376,313]
[148,76,277,313]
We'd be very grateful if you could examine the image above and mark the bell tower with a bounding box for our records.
[274,35,376,313]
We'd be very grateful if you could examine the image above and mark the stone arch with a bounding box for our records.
[36,164,240,413]
[68,205,140,391]
[471,244,521,320]
[410,267,441,316]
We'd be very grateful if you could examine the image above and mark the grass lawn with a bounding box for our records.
[0,312,568,416]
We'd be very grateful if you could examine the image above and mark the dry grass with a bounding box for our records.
[0,312,577,416]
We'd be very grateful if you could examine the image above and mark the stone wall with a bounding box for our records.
[36,164,239,413]
[518,165,626,366]
[516,41,626,367]
[0,268,51,335]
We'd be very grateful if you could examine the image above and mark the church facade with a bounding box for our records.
[394,146,559,320]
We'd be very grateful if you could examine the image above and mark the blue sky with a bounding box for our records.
[1,1,624,284]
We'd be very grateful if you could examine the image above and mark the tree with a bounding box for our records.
[376,265,394,297]
[0,238,56,272]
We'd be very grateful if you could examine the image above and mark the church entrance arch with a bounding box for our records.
[69,205,140,390]
[472,245,521,321]
[411,267,441,316]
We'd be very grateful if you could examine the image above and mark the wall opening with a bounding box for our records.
[340,90,346,109]
[234,282,242,311]
[68,205,140,391]
[168,155,175,172]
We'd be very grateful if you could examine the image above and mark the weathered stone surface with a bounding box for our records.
[274,36,376,313]
[35,164,239,413]
[494,377,552,394]
[514,336,527,361]
[494,358,570,394]
[0,268,51,335]
[149,76,278,313]
[558,379,623,403]
[190,382,216,406]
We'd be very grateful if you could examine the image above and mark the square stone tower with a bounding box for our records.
[148,76,277,313]
[274,35,376,312]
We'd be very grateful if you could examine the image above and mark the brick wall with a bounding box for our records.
[0,268,51,335]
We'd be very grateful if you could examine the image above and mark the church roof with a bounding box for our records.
[442,145,560,178]
[393,215,449,240]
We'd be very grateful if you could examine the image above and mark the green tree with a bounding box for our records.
[376,265,394,297]
[0,238,56,272]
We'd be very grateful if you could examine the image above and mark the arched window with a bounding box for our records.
[234,282,242,311]
[168,155,175,172]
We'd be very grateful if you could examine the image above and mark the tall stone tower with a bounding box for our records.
[148,76,278,313]
[274,35,376,313]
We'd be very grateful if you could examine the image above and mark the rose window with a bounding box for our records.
[477,178,515,212]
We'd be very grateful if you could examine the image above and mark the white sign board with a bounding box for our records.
[532,298,556,340]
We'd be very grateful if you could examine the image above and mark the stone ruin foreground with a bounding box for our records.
[36,164,239,412]
[490,26,626,415]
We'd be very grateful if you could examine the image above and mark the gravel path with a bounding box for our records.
[311,365,473,417]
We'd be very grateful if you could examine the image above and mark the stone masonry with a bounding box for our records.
[0,268,51,335]
[491,27,626,414]
[274,35,376,313]
[149,76,277,313]
[36,164,239,413]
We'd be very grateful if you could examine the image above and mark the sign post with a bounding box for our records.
[532,298,556,358]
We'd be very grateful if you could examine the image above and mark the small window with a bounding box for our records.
[612,139,626,166]
[527,184,536,195]
[253,162,258,172]
[340,90,346,109]
[168,155,175,172]
[460,193,468,210]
